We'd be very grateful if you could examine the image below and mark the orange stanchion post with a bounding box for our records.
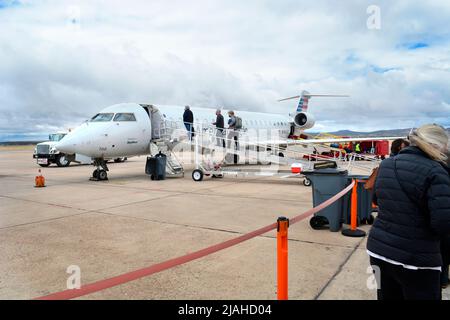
[277,217,289,300]
[351,180,358,230]
[35,169,45,188]
[342,179,366,237]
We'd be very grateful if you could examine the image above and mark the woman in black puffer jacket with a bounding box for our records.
[441,154,450,288]
[367,124,450,300]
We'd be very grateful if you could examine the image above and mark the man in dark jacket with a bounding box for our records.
[212,109,225,148]
[367,130,450,299]
[183,105,194,140]
[390,138,410,156]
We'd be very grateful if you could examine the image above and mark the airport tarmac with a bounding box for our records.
[0,146,449,300]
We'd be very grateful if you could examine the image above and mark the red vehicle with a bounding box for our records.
[359,140,389,159]
[375,140,389,159]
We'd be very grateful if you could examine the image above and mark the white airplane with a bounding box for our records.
[56,91,402,180]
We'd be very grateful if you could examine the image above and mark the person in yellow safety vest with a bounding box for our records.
[355,142,361,154]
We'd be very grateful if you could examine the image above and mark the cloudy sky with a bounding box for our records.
[1,0,449,140]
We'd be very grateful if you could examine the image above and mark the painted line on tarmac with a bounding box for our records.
[0,192,185,231]
[0,194,88,211]
[0,190,185,216]
[0,212,91,231]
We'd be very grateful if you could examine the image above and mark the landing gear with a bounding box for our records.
[98,170,108,180]
[90,159,109,181]
[92,169,108,181]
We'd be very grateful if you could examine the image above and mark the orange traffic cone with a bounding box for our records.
[35,169,46,188]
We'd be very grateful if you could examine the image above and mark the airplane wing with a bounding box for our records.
[284,136,406,145]
[245,136,406,146]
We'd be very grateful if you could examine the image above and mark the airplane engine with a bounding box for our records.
[294,112,315,130]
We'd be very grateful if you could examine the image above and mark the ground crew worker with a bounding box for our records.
[344,143,352,154]
[183,105,194,140]
[355,142,361,154]
[212,109,225,148]
[367,124,450,300]
[343,143,352,160]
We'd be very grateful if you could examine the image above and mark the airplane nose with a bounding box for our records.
[55,138,77,154]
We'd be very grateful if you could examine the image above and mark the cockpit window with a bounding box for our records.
[90,113,114,122]
[113,113,136,121]
[48,134,66,142]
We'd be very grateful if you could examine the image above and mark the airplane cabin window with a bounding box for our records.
[113,113,137,121]
[90,113,114,122]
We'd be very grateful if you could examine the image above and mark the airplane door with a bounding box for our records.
[110,110,151,157]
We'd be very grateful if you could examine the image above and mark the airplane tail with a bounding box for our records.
[297,91,310,112]
[278,90,349,114]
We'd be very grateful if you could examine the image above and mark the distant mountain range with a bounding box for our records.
[0,141,40,146]
[1,127,449,145]
[310,127,450,138]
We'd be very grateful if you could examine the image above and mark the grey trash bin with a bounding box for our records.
[145,152,167,180]
[343,175,374,225]
[303,168,349,232]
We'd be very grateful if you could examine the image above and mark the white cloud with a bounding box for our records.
[0,0,449,139]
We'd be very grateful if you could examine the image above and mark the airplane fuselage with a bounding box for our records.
[57,103,294,159]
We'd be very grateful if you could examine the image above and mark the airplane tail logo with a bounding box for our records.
[297,91,310,113]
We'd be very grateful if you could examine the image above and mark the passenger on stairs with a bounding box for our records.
[212,109,225,148]
[227,111,238,149]
[183,105,194,141]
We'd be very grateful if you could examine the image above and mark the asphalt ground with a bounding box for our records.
[1,146,447,300]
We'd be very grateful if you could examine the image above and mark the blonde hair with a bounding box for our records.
[408,124,448,163]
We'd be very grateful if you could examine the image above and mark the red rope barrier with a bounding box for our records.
[35,180,355,300]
